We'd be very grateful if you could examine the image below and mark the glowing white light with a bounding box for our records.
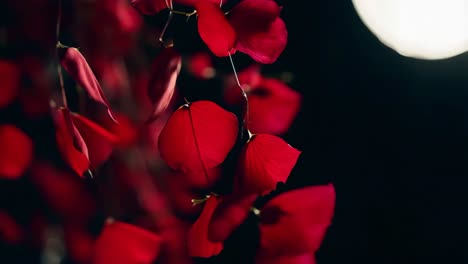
[351,0,468,60]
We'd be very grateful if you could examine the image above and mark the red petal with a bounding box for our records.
[59,48,117,123]
[131,0,168,15]
[236,18,287,64]
[236,134,300,195]
[208,194,257,242]
[248,78,302,135]
[71,113,114,168]
[228,0,285,63]
[174,166,222,190]
[158,100,238,172]
[0,125,33,179]
[187,196,223,257]
[187,52,215,80]
[195,2,237,57]
[175,0,226,8]
[148,47,182,121]
[63,225,95,264]
[256,252,316,264]
[30,163,96,223]
[259,184,335,256]
[0,211,23,244]
[0,61,20,108]
[224,64,262,105]
[53,108,90,177]
[93,220,162,264]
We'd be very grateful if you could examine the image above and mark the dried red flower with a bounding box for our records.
[235,134,301,195]
[158,100,238,173]
[187,195,223,257]
[0,125,33,179]
[93,220,162,264]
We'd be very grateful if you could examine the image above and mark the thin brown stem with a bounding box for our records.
[159,11,174,48]
[228,51,252,139]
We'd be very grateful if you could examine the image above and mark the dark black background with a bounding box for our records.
[283,1,468,263]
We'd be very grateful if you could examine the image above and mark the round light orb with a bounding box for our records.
[351,0,468,60]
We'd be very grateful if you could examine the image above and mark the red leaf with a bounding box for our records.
[256,252,316,264]
[0,211,23,244]
[93,220,162,264]
[131,0,168,15]
[158,100,238,172]
[148,47,182,121]
[53,108,89,177]
[195,2,237,57]
[208,194,257,242]
[0,125,33,179]
[236,134,301,195]
[59,48,117,123]
[0,61,20,108]
[259,184,335,256]
[248,78,302,135]
[187,196,223,257]
[228,0,286,64]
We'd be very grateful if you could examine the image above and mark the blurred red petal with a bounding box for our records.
[53,108,89,177]
[30,163,96,223]
[248,78,302,135]
[235,17,287,64]
[131,0,168,15]
[0,211,23,244]
[236,134,300,195]
[259,184,335,256]
[208,194,257,242]
[63,225,95,264]
[0,61,20,107]
[93,220,162,264]
[0,125,33,179]
[187,196,223,257]
[256,252,316,264]
[195,2,237,57]
[175,0,224,8]
[224,64,262,105]
[187,52,215,80]
[71,113,114,168]
[163,173,205,218]
[148,47,182,121]
[59,48,117,123]
[158,101,238,172]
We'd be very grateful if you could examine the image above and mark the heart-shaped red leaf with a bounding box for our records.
[0,125,33,179]
[235,134,301,195]
[131,0,168,15]
[53,108,89,177]
[0,61,20,108]
[147,47,182,121]
[228,0,286,64]
[259,184,335,256]
[93,220,162,264]
[59,48,117,123]
[208,194,257,242]
[195,2,237,57]
[158,100,238,173]
[187,195,223,257]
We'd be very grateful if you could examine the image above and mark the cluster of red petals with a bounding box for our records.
[158,100,238,188]
[93,220,162,264]
[131,0,287,63]
[225,65,302,135]
[0,125,34,179]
